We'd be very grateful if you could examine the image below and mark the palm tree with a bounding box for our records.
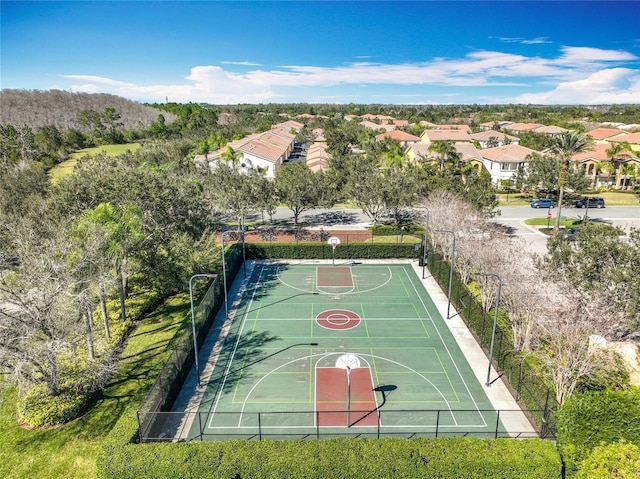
[593,160,615,188]
[428,140,461,172]
[606,141,634,189]
[550,131,593,232]
[222,146,243,170]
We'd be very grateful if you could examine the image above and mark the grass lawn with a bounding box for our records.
[0,293,191,479]
[49,143,141,185]
[498,191,639,206]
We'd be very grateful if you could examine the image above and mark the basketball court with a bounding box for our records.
[167,259,535,441]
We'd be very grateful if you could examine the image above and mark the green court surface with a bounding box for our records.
[188,262,506,440]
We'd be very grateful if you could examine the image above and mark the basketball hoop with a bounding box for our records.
[327,236,341,250]
[327,236,341,266]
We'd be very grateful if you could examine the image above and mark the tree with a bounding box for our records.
[275,162,323,225]
[101,107,123,143]
[380,163,422,225]
[549,131,593,232]
[346,157,388,224]
[221,146,243,170]
[532,288,615,404]
[77,109,103,144]
[428,140,462,172]
[544,226,640,337]
[204,162,262,227]
[0,211,83,397]
[82,203,144,323]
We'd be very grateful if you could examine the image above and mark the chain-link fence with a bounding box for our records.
[138,408,542,442]
[136,235,558,441]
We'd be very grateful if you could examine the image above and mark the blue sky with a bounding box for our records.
[2,1,639,105]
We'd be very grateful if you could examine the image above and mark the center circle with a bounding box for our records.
[316,309,361,330]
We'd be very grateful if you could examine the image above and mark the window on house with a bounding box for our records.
[500,163,519,171]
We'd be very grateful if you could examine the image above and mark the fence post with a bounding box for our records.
[316,411,320,440]
[137,411,144,443]
[258,412,262,441]
[198,411,203,441]
[480,307,487,347]
[435,410,440,438]
[494,410,501,439]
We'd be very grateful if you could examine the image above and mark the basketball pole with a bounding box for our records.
[346,365,351,427]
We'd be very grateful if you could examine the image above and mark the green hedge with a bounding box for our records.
[246,242,419,260]
[97,437,561,479]
[557,388,640,476]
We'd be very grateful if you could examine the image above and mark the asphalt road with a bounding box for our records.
[266,205,639,230]
[259,205,638,258]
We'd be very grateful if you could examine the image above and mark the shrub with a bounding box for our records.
[97,437,561,479]
[576,440,640,479]
[17,383,87,427]
[557,388,640,476]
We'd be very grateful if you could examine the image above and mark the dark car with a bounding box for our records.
[530,198,555,208]
[575,197,605,208]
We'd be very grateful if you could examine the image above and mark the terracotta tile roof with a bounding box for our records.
[240,139,283,162]
[361,120,395,131]
[375,130,421,142]
[421,129,472,142]
[454,142,483,161]
[610,132,640,145]
[407,143,431,159]
[393,119,410,127]
[585,128,627,140]
[481,144,539,162]
[435,124,472,133]
[406,142,481,161]
[572,143,615,162]
[306,142,331,172]
[504,123,544,132]
[469,130,519,143]
[533,125,568,134]
[272,120,304,133]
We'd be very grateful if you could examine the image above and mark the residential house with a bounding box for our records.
[420,129,472,145]
[306,142,331,173]
[195,122,298,178]
[478,144,538,186]
[610,132,640,154]
[469,130,520,149]
[392,119,410,127]
[361,120,395,132]
[532,125,567,135]
[585,128,628,143]
[573,140,640,190]
[405,141,482,165]
[503,123,544,134]
[434,124,472,133]
[375,130,422,146]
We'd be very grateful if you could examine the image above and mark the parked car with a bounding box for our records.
[574,197,605,208]
[530,198,555,208]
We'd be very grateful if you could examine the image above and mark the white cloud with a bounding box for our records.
[62,46,639,104]
[498,37,551,45]
[221,61,262,66]
[513,68,640,104]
